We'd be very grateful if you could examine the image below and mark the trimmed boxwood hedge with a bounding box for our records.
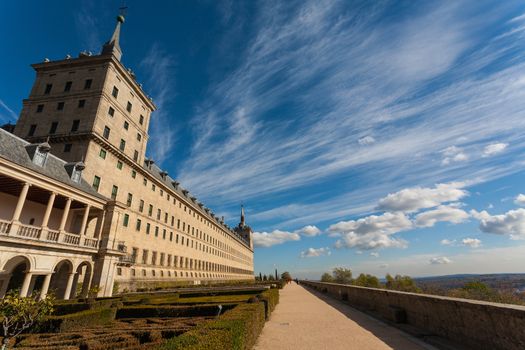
[158,303,266,350]
[116,303,237,319]
[37,307,117,332]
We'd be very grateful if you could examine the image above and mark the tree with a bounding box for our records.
[281,271,292,282]
[1,291,54,350]
[320,272,334,282]
[354,273,380,288]
[332,267,353,285]
[385,274,420,293]
[262,274,268,281]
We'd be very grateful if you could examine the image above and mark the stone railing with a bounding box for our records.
[0,221,99,251]
[0,219,11,234]
[17,224,41,239]
[301,280,525,350]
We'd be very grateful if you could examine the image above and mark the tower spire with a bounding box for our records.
[101,11,125,61]
[240,205,245,227]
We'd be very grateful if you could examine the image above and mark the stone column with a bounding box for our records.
[79,205,91,235]
[62,272,76,300]
[19,272,33,297]
[41,192,56,228]
[68,273,80,299]
[59,198,72,232]
[8,182,30,235]
[39,274,52,299]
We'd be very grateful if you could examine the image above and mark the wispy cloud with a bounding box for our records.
[300,247,331,258]
[140,44,177,163]
[0,99,17,123]
[173,0,525,232]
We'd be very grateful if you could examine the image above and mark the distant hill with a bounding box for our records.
[415,273,525,293]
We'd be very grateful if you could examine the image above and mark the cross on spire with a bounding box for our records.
[101,9,126,61]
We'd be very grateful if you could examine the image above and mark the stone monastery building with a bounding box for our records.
[0,15,254,299]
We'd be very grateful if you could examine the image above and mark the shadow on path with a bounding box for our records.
[300,284,442,350]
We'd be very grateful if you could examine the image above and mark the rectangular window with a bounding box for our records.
[171,216,174,227]
[57,102,64,110]
[119,139,126,151]
[49,122,58,134]
[152,251,157,265]
[36,104,44,113]
[133,150,138,161]
[92,175,101,191]
[99,149,107,159]
[124,121,129,130]
[131,169,137,178]
[78,99,85,108]
[117,161,123,170]
[28,124,37,137]
[123,214,129,227]
[164,212,168,223]
[143,178,147,186]
[170,231,173,241]
[64,81,72,92]
[44,84,52,94]
[139,115,144,125]
[103,126,110,139]
[136,133,141,141]
[71,119,80,132]
[142,250,148,264]
[126,101,132,112]
[160,253,165,266]
[136,219,141,231]
[84,79,92,89]
[163,229,166,239]
[64,144,72,152]
[152,184,156,191]
[127,193,133,206]
[155,226,159,237]
[108,106,115,117]
[111,185,118,200]
[112,86,119,98]
[139,200,144,212]
[148,205,153,216]
[146,223,151,234]
[157,209,161,220]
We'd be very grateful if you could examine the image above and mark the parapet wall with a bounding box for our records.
[301,280,525,350]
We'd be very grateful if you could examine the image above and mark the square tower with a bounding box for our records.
[14,16,156,200]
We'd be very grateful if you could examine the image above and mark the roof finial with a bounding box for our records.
[101,7,126,61]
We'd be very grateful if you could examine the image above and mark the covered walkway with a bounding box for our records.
[254,283,436,350]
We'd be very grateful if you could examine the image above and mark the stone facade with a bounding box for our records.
[0,15,254,299]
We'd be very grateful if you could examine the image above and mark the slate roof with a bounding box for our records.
[0,128,107,200]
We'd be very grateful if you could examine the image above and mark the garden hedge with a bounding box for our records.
[158,302,266,350]
[37,307,117,332]
[116,303,237,319]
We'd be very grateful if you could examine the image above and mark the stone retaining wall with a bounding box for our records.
[301,280,525,350]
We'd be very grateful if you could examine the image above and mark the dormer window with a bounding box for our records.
[71,166,82,183]
[65,161,85,183]
[33,146,49,167]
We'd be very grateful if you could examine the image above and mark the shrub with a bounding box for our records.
[158,303,266,350]
[116,304,236,319]
[38,307,117,332]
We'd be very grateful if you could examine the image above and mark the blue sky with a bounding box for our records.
[2,1,525,279]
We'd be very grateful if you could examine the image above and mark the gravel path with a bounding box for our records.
[254,283,436,350]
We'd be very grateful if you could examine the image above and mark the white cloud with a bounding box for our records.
[300,247,331,258]
[379,263,389,268]
[358,136,375,145]
[441,146,468,165]
[330,212,412,250]
[415,204,469,227]
[440,239,456,246]
[370,252,379,257]
[377,183,468,213]
[0,99,17,123]
[471,208,525,240]
[482,142,508,157]
[253,230,301,247]
[296,225,322,237]
[514,194,525,206]
[462,238,481,248]
[429,256,452,264]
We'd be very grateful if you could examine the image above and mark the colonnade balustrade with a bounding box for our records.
[0,180,105,250]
